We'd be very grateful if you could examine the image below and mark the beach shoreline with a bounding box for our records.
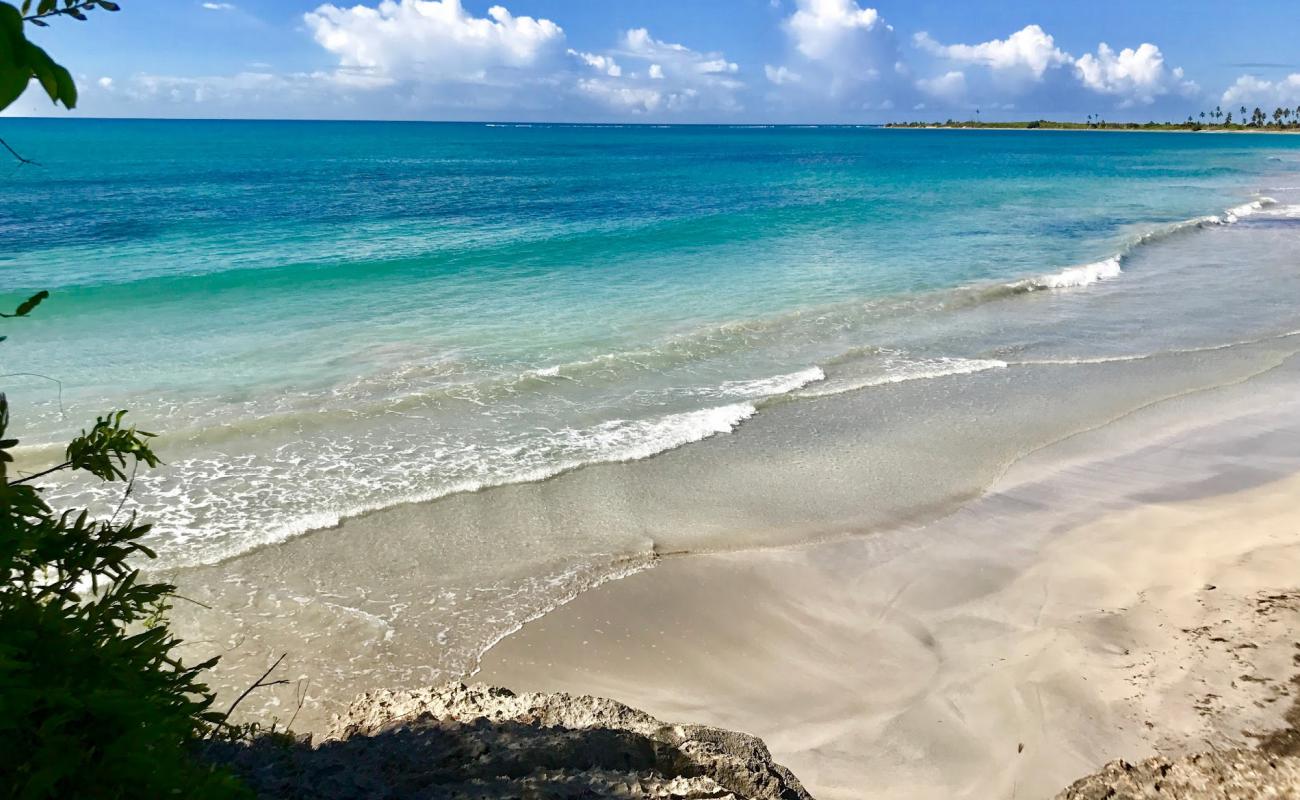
[473,358,1300,799]
[165,334,1300,741]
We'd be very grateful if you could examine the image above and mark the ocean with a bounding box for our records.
[4,119,1300,713]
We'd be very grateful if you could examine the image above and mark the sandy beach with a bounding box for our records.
[475,361,1300,799]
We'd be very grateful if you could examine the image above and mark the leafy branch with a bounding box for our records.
[1,5,75,112]
[21,0,119,25]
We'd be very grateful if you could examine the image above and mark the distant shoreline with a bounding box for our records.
[886,121,1300,134]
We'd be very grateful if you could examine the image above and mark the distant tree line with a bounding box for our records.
[887,105,1300,132]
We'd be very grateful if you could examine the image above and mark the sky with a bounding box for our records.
[7,0,1300,123]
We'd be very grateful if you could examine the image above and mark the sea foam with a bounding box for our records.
[712,366,827,398]
[1016,256,1124,291]
[57,400,761,569]
[1003,196,1280,295]
[798,357,1008,398]
[1223,197,1277,223]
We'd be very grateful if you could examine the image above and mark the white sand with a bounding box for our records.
[476,401,1300,798]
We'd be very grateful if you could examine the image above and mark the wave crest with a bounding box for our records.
[1013,256,1124,292]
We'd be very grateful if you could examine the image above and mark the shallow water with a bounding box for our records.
[4,121,1299,564]
[4,122,1300,717]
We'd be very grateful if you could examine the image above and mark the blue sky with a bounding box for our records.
[8,0,1300,122]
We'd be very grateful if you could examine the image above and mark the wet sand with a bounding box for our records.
[476,373,1300,799]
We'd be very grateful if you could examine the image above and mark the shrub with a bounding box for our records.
[0,384,248,798]
[3,9,249,798]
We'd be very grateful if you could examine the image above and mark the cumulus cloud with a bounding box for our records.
[1074,42,1193,106]
[914,25,1069,79]
[912,25,1197,109]
[569,49,621,77]
[304,0,566,87]
[916,70,966,102]
[1220,74,1300,109]
[619,28,739,78]
[297,3,744,117]
[763,0,909,114]
[786,0,888,63]
[43,1,1220,122]
[782,0,901,83]
[574,28,744,114]
[764,65,801,85]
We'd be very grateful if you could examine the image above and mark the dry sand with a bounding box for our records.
[476,400,1300,799]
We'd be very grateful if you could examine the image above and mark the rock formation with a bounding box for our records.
[1054,750,1300,799]
[206,682,813,799]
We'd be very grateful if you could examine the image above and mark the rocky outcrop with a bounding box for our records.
[1054,750,1300,799]
[206,682,812,799]
[1056,672,1300,800]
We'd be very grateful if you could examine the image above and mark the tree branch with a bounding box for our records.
[108,459,138,526]
[215,653,291,734]
[23,1,107,23]
[0,372,65,417]
[0,137,40,167]
[10,461,72,486]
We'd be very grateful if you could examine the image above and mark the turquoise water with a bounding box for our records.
[3,119,1300,570]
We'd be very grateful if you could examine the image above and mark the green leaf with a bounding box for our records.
[13,290,49,317]
[0,66,27,111]
[0,1,87,113]
[50,59,74,107]
[0,4,21,40]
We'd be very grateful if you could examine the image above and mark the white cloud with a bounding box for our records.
[786,0,890,65]
[914,25,1069,79]
[304,0,566,87]
[1074,42,1191,106]
[42,1,1218,122]
[35,71,348,118]
[568,49,621,77]
[913,24,1197,110]
[575,81,689,114]
[575,28,744,114]
[697,58,739,75]
[619,28,738,77]
[767,0,907,110]
[1221,74,1300,109]
[917,70,966,101]
[764,64,801,85]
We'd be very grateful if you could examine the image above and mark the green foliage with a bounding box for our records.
[1,1,121,112]
[0,291,48,319]
[65,410,160,481]
[2,11,249,798]
[0,394,249,799]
